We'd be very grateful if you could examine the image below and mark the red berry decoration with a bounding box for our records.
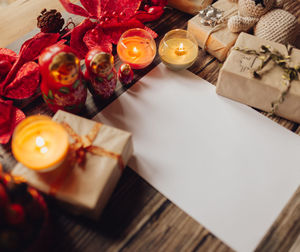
[5,204,25,226]
[0,170,48,252]
[118,64,134,86]
[0,183,8,209]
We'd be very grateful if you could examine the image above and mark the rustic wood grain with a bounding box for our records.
[0,0,299,252]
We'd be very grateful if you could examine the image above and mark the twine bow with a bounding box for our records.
[49,122,124,195]
[234,44,300,115]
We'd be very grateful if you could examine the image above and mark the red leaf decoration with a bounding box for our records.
[2,62,40,100]
[59,0,91,18]
[83,26,112,53]
[19,32,60,62]
[4,32,59,87]
[0,99,25,144]
[70,19,97,59]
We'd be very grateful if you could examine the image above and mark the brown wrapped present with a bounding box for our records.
[187,0,239,61]
[216,32,300,123]
[12,110,133,219]
[168,0,213,15]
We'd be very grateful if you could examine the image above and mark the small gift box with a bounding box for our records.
[12,110,133,218]
[216,32,300,123]
[187,0,238,61]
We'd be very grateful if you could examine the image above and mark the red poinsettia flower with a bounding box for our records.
[0,32,60,144]
[60,0,166,59]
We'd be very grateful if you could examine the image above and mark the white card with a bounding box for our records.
[94,64,300,252]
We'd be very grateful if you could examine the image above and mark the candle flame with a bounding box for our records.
[36,136,45,147]
[128,46,141,59]
[179,43,184,51]
[175,43,186,56]
[40,147,49,154]
[36,136,48,154]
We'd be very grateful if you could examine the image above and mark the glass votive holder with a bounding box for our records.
[12,115,69,172]
[159,29,198,71]
[117,28,157,69]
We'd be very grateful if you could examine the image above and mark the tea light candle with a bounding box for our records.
[117,28,156,69]
[12,115,69,172]
[159,29,198,71]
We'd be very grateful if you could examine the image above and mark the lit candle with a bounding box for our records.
[12,115,69,172]
[159,29,198,71]
[117,28,156,69]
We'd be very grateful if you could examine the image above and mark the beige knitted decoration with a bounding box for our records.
[228,0,299,44]
[228,15,259,32]
[254,9,298,44]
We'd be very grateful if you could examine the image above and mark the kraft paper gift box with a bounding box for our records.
[187,0,239,62]
[12,110,133,219]
[216,32,300,123]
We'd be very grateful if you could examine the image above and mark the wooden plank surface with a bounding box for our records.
[0,1,299,252]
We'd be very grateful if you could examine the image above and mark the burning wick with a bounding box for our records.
[128,47,141,58]
[175,43,186,56]
[36,136,48,154]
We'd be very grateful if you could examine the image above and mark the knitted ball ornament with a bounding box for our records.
[228,0,299,45]
[254,9,298,44]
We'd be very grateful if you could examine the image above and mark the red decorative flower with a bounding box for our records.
[0,32,61,144]
[60,0,166,59]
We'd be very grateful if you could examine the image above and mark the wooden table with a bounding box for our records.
[0,1,299,251]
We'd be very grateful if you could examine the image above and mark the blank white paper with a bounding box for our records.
[94,64,300,252]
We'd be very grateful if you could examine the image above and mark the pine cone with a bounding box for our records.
[37,9,64,33]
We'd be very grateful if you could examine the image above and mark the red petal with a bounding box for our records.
[70,19,97,59]
[144,26,158,39]
[80,0,101,19]
[134,6,164,23]
[0,99,25,144]
[2,62,40,99]
[83,26,112,53]
[59,0,91,18]
[102,19,145,44]
[0,48,17,64]
[101,0,142,20]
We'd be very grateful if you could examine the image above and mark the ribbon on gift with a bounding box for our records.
[49,122,125,195]
[199,6,238,51]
